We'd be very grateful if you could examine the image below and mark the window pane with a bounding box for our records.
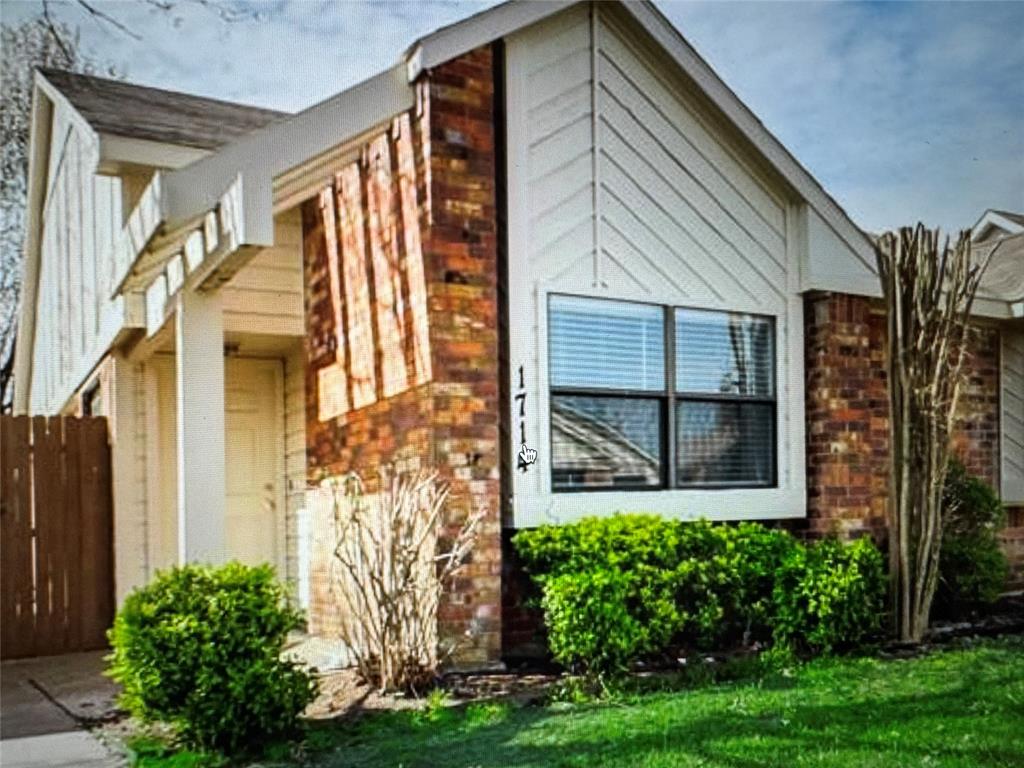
[675,309,774,396]
[550,295,664,391]
[552,396,663,490]
[676,401,774,486]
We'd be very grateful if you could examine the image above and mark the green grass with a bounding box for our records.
[309,637,1024,768]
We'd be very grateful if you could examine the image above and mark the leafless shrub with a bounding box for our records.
[323,469,483,693]
[876,225,993,641]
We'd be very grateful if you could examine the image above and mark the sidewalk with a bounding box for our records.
[1,652,122,768]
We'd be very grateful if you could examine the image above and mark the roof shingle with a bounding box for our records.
[39,67,288,151]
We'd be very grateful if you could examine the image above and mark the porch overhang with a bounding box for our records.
[109,62,412,338]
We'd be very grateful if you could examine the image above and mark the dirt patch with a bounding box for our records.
[304,667,562,720]
[306,669,426,719]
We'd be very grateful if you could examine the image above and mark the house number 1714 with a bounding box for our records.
[515,365,536,470]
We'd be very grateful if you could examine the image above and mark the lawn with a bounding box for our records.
[306,637,1024,768]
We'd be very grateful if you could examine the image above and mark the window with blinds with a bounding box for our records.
[548,295,776,492]
[674,309,776,487]
[549,296,665,490]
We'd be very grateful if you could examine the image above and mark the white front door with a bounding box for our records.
[150,356,284,572]
[225,357,284,569]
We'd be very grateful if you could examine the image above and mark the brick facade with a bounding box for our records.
[301,43,1012,665]
[802,291,1003,542]
[302,45,502,665]
[802,292,891,539]
[954,325,1001,486]
[426,45,503,666]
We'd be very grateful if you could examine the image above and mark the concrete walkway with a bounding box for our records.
[1,652,123,768]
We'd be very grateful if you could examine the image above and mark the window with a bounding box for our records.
[674,308,775,487]
[549,296,665,490]
[548,295,776,492]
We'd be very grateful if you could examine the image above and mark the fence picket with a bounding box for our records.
[1,414,114,659]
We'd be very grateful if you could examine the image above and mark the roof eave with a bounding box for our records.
[109,63,413,343]
[12,77,63,414]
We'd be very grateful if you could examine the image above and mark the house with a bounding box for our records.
[12,1,1024,665]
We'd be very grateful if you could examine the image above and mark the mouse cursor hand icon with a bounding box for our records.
[518,443,538,466]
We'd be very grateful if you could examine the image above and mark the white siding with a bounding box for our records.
[505,4,806,526]
[104,352,151,602]
[29,103,133,415]
[222,209,305,338]
[147,354,178,573]
[284,345,307,587]
[805,207,878,297]
[26,111,302,416]
[1003,328,1024,503]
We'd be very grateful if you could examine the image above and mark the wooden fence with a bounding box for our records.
[1,415,114,659]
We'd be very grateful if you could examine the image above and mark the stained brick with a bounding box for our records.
[800,292,1001,547]
[303,45,502,666]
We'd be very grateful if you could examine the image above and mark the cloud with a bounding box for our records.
[3,0,1020,233]
[660,0,1024,233]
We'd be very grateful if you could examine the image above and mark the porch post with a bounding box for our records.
[175,288,227,563]
[109,352,148,602]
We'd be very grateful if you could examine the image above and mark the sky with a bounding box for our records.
[2,0,1022,235]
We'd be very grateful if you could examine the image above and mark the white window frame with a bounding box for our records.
[510,282,806,527]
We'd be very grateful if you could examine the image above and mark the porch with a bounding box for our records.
[103,209,307,600]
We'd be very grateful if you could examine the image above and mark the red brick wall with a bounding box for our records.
[501,530,547,661]
[803,291,1003,543]
[302,45,502,665]
[954,325,1001,487]
[426,46,503,666]
[802,292,890,539]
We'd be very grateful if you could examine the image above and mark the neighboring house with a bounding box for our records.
[12,1,1024,665]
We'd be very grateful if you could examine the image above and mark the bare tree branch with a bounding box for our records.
[319,469,484,693]
[40,0,75,65]
[76,0,143,40]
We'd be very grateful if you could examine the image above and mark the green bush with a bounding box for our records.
[513,514,686,576]
[540,566,682,677]
[710,523,797,644]
[516,516,887,674]
[514,516,796,652]
[107,562,318,757]
[938,460,1009,609]
[514,516,689,678]
[772,537,887,654]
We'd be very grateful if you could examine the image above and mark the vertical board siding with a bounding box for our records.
[505,5,803,525]
[1003,328,1024,502]
[284,346,307,587]
[0,415,114,659]
[29,104,126,415]
[101,353,151,602]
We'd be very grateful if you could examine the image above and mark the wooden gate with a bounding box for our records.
[1,415,114,659]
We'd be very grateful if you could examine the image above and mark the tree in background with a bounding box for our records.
[875,225,994,642]
[0,18,117,411]
[37,0,261,64]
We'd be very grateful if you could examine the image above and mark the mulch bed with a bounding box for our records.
[878,593,1024,659]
